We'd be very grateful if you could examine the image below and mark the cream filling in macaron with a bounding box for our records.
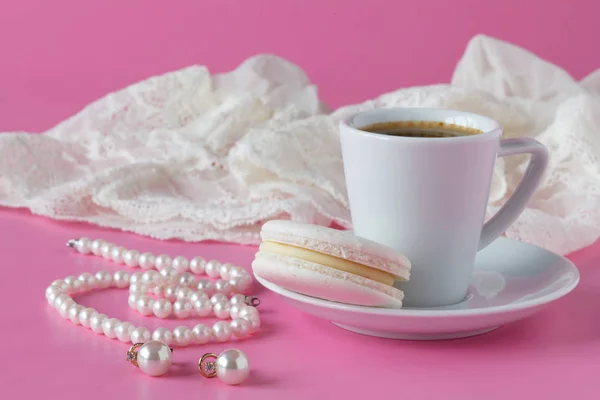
[258,241,397,286]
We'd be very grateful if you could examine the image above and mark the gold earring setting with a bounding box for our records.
[199,348,250,385]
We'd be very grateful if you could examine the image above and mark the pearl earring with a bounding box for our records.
[126,341,173,377]
[198,348,250,385]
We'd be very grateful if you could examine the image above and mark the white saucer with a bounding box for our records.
[255,237,580,340]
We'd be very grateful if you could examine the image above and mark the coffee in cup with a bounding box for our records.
[361,120,482,138]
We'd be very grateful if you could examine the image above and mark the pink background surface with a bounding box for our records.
[1,0,599,132]
[1,1,600,399]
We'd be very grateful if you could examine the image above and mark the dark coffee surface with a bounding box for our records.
[361,120,482,138]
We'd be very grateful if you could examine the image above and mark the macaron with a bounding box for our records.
[251,220,411,308]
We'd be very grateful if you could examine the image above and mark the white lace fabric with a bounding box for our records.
[1,35,599,255]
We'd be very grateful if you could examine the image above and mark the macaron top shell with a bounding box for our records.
[259,220,411,280]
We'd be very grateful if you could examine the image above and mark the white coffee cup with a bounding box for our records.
[339,108,549,308]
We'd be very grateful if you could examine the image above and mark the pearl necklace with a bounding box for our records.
[45,237,261,347]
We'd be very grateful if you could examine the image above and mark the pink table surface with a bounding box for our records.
[1,208,600,400]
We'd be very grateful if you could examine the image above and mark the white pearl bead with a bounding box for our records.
[219,263,233,280]
[76,237,92,254]
[173,300,193,318]
[137,296,154,316]
[52,294,73,310]
[113,271,130,288]
[212,321,232,342]
[190,290,208,304]
[63,276,81,292]
[153,284,166,297]
[130,271,143,284]
[141,270,159,284]
[229,294,246,306]
[228,278,241,293]
[90,313,107,334]
[49,281,65,290]
[78,307,97,328]
[159,267,178,281]
[110,246,126,264]
[248,316,261,333]
[128,293,141,309]
[172,256,189,273]
[214,300,231,319]
[100,242,114,259]
[152,299,173,319]
[59,300,75,318]
[129,282,147,294]
[53,294,69,310]
[54,295,68,309]
[54,284,70,293]
[52,281,66,290]
[189,257,206,274]
[178,272,197,287]
[173,326,193,346]
[216,349,250,385]
[151,327,173,346]
[68,304,84,324]
[136,340,171,376]
[55,295,73,310]
[130,327,151,343]
[46,291,58,305]
[197,279,214,295]
[47,287,61,301]
[193,298,213,317]
[231,275,252,293]
[77,272,96,291]
[230,319,251,338]
[230,267,246,279]
[192,324,212,344]
[205,260,221,278]
[90,239,105,255]
[138,252,156,270]
[154,254,172,270]
[136,341,172,376]
[162,285,176,302]
[238,306,259,321]
[45,286,59,300]
[123,249,140,267]
[94,270,113,288]
[54,294,75,315]
[154,275,166,285]
[229,304,244,320]
[214,279,231,294]
[115,321,135,342]
[51,282,63,291]
[210,293,228,305]
[102,318,121,339]
[129,283,147,294]
[176,287,193,299]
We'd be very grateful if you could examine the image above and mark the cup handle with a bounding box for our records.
[478,138,549,250]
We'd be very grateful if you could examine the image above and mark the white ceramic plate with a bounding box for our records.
[255,237,580,340]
